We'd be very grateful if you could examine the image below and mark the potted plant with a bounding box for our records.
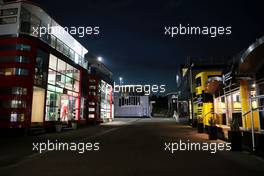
[208,116,217,140]
[55,118,63,133]
[197,116,204,133]
[228,116,242,151]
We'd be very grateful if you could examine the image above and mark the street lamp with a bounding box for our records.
[119,77,123,85]
[97,56,102,62]
[176,75,179,84]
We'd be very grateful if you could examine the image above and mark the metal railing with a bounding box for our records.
[20,31,88,70]
[242,94,264,151]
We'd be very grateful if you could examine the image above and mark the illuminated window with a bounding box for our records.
[49,54,57,70]
[0,56,30,63]
[16,44,31,51]
[73,80,79,92]
[80,98,86,120]
[48,69,56,84]
[11,100,26,108]
[89,108,95,112]
[0,87,27,95]
[56,39,63,53]
[0,100,26,109]
[65,76,73,90]
[10,113,25,122]
[51,35,56,48]
[30,15,41,37]
[56,73,66,88]
[73,69,80,80]
[63,45,70,57]
[46,54,81,121]
[89,102,95,106]
[232,93,240,102]
[69,49,75,61]
[48,85,56,92]
[0,8,18,16]
[89,85,96,90]
[12,87,27,95]
[196,77,202,87]
[0,68,29,76]
[89,114,95,118]
[66,64,74,74]
[57,59,66,73]
[45,91,59,121]
[0,17,17,24]
[0,44,30,51]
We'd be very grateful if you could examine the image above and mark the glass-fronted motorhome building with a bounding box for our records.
[196,36,264,152]
[0,1,113,129]
[208,36,264,134]
[176,37,264,151]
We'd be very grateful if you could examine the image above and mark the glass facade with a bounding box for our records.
[215,90,243,126]
[19,5,88,69]
[99,80,112,120]
[46,54,80,122]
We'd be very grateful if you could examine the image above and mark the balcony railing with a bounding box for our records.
[21,31,88,70]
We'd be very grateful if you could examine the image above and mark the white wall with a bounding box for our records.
[114,95,151,117]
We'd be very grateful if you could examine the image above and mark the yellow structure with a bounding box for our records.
[240,80,259,129]
[195,71,222,127]
[195,71,222,95]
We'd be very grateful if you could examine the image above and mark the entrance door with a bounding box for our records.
[31,87,45,123]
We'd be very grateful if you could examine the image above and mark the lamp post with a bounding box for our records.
[189,62,195,127]
[97,56,102,62]
[119,77,123,85]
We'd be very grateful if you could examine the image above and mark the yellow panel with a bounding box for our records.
[240,80,259,129]
[202,102,214,126]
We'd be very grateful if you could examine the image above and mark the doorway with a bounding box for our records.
[31,87,45,123]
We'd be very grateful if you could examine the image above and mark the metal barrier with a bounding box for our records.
[242,94,264,151]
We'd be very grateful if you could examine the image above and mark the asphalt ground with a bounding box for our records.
[0,118,263,176]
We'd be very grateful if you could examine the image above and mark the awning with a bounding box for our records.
[239,36,264,75]
[205,76,223,94]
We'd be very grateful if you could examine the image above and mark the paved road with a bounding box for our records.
[1,118,264,176]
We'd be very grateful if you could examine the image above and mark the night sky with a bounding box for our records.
[32,0,264,93]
